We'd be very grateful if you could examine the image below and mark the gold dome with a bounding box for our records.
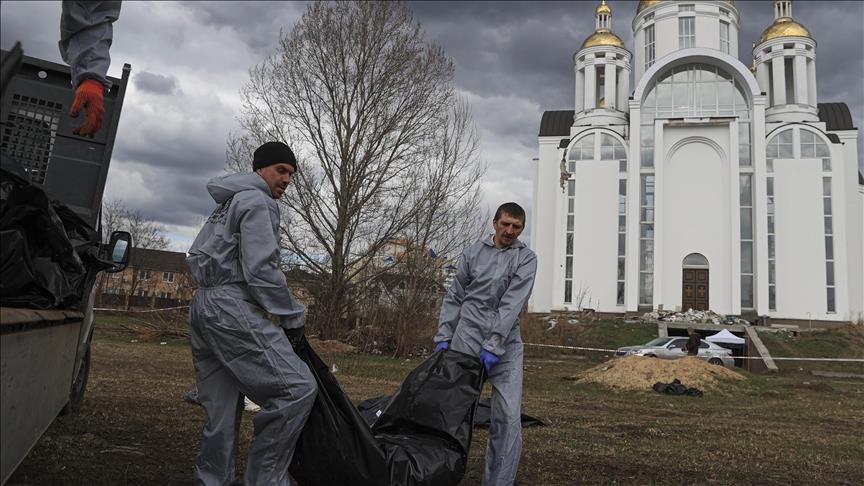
[638,1,734,13]
[581,29,625,49]
[637,0,663,13]
[759,17,811,43]
[596,0,612,15]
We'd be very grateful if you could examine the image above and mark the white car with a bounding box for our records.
[615,337,735,367]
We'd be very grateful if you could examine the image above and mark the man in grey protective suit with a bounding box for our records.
[187,141,317,486]
[433,202,537,486]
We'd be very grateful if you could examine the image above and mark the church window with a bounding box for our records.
[784,58,795,104]
[600,133,626,160]
[720,21,730,54]
[645,25,655,69]
[639,175,655,305]
[823,176,835,312]
[642,64,749,119]
[679,17,695,48]
[739,122,751,166]
[617,178,627,305]
[800,130,830,158]
[564,178,576,304]
[766,130,793,159]
[766,177,776,310]
[568,134,595,171]
[740,174,754,310]
[640,125,654,167]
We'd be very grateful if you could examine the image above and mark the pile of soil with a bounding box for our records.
[574,356,745,391]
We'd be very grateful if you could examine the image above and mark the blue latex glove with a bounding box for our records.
[479,350,500,372]
[435,341,450,353]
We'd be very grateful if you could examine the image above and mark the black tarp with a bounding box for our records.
[289,338,484,486]
[652,379,703,397]
[0,154,107,309]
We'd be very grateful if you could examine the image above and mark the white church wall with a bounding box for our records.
[658,126,733,314]
[694,13,720,51]
[773,159,834,319]
[836,130,864,316]
[529,138,563,313]
[571,160,620,312]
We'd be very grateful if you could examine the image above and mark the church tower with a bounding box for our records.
[573,0,631,129]
[753,0,818,123]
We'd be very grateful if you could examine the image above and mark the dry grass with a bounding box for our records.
[8,324,864,486]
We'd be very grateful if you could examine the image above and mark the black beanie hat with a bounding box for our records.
[253,141,297,170]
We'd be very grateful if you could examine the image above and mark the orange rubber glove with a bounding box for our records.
[69,79,105,137]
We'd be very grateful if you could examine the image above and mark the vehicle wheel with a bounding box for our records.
[708,357,723,366]
[61,346,91,416]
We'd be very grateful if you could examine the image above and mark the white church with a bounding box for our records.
[531,0,863,322]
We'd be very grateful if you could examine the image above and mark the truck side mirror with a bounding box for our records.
[106,231,132,273]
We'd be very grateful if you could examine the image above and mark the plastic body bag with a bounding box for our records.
[0,155,106,309]
[290,339,484,486]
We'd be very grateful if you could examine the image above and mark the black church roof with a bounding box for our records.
[817,103,855,131]
[539,110,575,137]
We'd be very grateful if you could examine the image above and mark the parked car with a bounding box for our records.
[615,336,734,367]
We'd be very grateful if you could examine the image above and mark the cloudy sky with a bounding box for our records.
[2,1,862,251]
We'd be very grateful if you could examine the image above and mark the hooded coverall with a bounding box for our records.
[187,172,316,486]
[434,236,537,486]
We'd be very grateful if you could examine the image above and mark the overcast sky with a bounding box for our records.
[2,1,862,252]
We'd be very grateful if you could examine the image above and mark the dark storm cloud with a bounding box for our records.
[134,71,181,95]
[1,0,861,250]
[185,1,308,56]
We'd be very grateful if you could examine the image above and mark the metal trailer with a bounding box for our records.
[0,46,131,484]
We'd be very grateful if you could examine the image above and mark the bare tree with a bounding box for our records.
[97,199,170,308]
[227,1,484,339]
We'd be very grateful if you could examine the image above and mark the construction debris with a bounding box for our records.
[641,308,751,326]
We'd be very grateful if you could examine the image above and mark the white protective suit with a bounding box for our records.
[187,172,316,486]
[434,236,537,486]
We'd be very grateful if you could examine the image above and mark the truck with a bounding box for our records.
[0,44,132,484]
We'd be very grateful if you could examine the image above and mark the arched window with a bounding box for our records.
[641,63,750,119]
[766,129,793,158]
[800,130,830,158]
[682,253,709,267]
[600,133,626,161]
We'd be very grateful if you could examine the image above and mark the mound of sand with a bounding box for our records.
[574,356,745,391]
[307,337,355,355]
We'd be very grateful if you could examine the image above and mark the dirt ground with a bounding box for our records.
[7,331,864,485]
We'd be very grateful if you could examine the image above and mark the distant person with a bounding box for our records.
[186,141,316,485]
[433,202,537,486]
[684,327,700,356]
[59,1,121,137]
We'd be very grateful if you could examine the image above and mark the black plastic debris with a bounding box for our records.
[652,378,703,397]
[290,339,484,486]
[358,396,545,429]
[0,155,107,309]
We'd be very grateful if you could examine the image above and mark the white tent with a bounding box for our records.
[706,329,745,345]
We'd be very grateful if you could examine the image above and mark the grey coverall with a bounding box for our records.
[434,236,537,486]
[59,0,121,89]
[187,172,316,486]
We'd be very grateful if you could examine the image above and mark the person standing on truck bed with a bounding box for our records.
[186,141,317,486]
[59,0,121,137]
[433,202,538,486]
